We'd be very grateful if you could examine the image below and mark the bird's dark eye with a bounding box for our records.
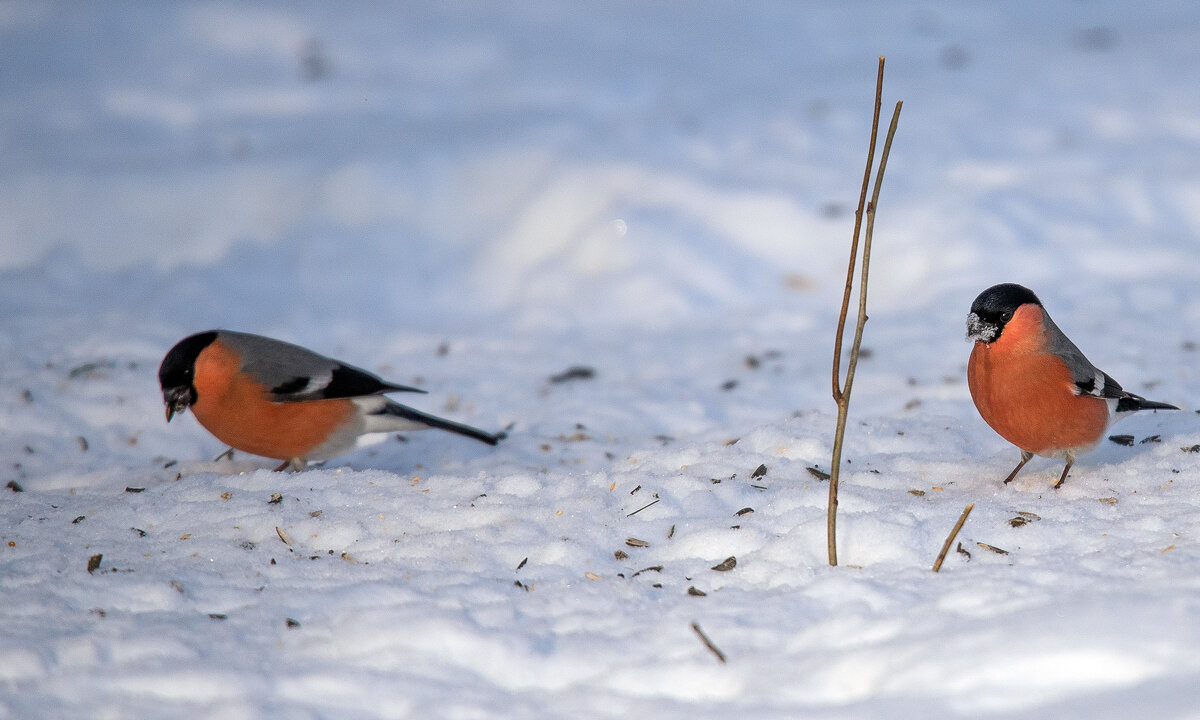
[1000,311,1013,322]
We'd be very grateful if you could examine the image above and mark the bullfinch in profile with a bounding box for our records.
[966,283,1177,488]
[159,330,506,470]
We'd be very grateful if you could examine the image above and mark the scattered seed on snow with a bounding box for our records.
[711,557,737,572]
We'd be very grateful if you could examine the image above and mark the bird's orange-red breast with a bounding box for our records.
[966,283,1176,488]
[159,330,506,470]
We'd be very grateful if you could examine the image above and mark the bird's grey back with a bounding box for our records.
[217,330,341,390]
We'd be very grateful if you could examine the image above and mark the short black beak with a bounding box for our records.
[163,387,192,423]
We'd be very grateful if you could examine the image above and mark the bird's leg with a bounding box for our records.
[1003,451,1034,484]
[1053,456,1075,490]
[273,457,306,472]
[213,448,235,462]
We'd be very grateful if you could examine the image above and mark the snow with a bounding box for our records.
[3,1,1200,717]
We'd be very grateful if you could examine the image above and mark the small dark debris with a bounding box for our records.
[1074,25,1118,52]
[750,464,768,479]
[734,507,754,517]
[285,618,301,629]
[667,524,675,539]
[268,492,283,505]
[744,355,761,370]
[87,554,103,574]
[687,586,707,597]
[72,516,86,524]
[77,436,89,452]
[171,580,184,594]
[940,44,970,70]
[1109,434,1135,447]
[630,485,642,495]
[208,613,228,621]
[625,537,649,548]
[908,489,925,496]
[436,341,450,357]
[68,360,114,379]
[131,527,147,537]
[904,399,922,411]
[549,365,595,384]
[517,557,528,571]
[977,542,1009,555]
[162,459,178,469]
[654,434,675,445]
[820,201,844,219]
[1140,435,1162,445]
[632,565,663,578]
[90,608,106,619]
[626,498,660,517]
[1009,512,1041,528]
[711,556,737,572]
[1183,445,1200,453]
[720,379,738,391]
[514,580,530,591]
[807,467,831,481]
[956,542,971,560]
[240,540,255,550]
[614,550,629,560]
[124,487,145,494]
[20,389,33,404]
[6,481,23,493]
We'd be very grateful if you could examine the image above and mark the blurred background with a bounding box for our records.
[5,2,1196,339]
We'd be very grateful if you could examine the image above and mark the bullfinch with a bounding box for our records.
[966,283,1177,488]
[159,330,506,470]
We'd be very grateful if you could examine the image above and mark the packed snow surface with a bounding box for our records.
[3,2,1200,718]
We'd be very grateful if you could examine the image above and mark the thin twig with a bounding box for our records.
[691,621,727,664]
[831,59,884,403]
[626,498,660,517]
[828,57,901,567]
[932,504,975,572]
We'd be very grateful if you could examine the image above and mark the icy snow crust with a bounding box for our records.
[3,2,1200,718]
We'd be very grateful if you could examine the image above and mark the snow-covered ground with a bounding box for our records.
[3,2,1200,717]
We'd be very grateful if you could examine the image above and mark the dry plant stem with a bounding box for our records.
[691,621,727,664]
[932,503,975,572]
[831,59,885,402]
[827,57,901,567]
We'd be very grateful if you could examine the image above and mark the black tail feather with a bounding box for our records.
[1116,394,1179,413]
[381,401,506,445]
